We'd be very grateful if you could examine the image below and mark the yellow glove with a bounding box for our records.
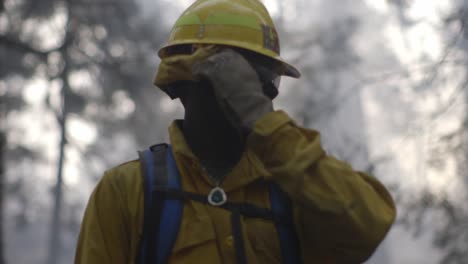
[153,45,219,89]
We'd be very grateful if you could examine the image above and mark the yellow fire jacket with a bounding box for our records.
[75,110,396,264]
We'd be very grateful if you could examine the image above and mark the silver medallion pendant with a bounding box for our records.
[208,187,227,206]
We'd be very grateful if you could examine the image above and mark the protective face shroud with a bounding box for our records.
[155,45,282,99]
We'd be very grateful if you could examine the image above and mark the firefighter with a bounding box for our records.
[75,0,396,263]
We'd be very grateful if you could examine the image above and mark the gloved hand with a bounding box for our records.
[193,49,274,132]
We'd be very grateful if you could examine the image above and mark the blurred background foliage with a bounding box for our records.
[1,0,467,263]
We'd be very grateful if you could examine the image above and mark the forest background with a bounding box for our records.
[1,0,468,263]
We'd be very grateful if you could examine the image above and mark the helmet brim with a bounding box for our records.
[159,42,302,79]
[282,62,301,78]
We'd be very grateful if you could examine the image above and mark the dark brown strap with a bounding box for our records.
[232,209,247,264]
[153,187,295,264]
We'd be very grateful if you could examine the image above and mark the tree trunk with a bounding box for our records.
[0,131,6,264]
[47,51,70,264]
[47,4,71,263]
[47,87,68,264]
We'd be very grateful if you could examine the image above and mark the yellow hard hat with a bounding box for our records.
[158,0,301,78]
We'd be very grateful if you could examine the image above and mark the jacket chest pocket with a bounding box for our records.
[247,219,281,264]
[169,214,221,264]
[173,215,216,252]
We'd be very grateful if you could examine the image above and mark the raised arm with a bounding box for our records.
[248,110,396,263]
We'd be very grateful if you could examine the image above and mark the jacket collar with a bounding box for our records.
[168,120,270,192]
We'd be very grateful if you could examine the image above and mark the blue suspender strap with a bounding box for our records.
[268,182,302,264]
[155,146,183,264]
[137,144,299,264]
[149,145,169,264]
[136,148,158,264]
[137,144,171,264]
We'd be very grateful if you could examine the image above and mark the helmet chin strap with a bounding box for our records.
[262,80,279,99]
[232,47,281,99]
[250,61,281,99]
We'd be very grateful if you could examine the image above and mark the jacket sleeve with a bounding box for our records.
[75,172,131,264]
[248,111,396,264]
